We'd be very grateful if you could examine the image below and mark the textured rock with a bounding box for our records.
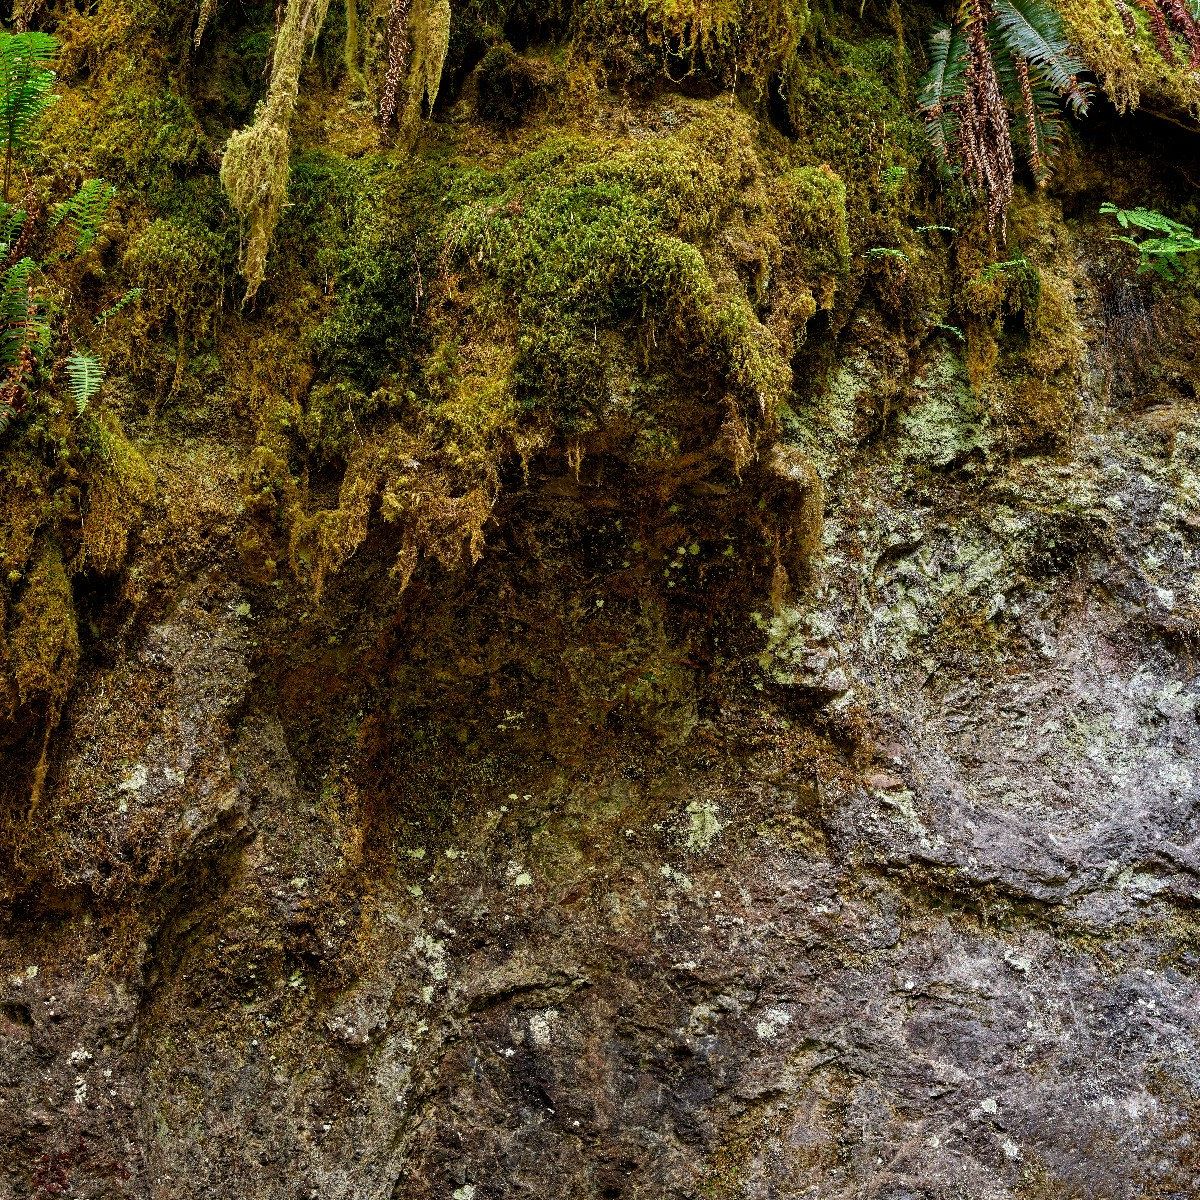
[3,29,1200,1200]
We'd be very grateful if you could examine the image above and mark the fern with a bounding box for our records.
[94,285,143,326]
[1102,202,1200,278]
[50,178,116,253]
[0,198,24,257]
[919,0,1092,226]
[991,0,1091,112]
[0,255,47,423]
[0,256,47,363]
[0,31,57,200]
[918,24,967,160]
[64,349,102,413]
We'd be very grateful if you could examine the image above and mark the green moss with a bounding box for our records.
[781,34,923,246]
[569,0,808,92]
[440,100,810,431]
[1065,0,1200,114]
[76,412,156,574]
[2,542,80,722]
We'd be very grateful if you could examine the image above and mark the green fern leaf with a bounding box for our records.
[0,256,48,367]
[94,286,143,327]
[0,32,57,200]
[64,349,102,413]
[50,178,116,253]
[991,0,1092,113]
[918,24,967,162]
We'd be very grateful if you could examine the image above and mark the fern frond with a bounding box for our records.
[992,0,1091,112]
[94,286,143,326]
[50,178,116,253]
[918,23,968,162]
[0,255,46,417]
[993,43,1070,179]
[0,255,46,362]
[0,32,57,199]
[0,199,24,255]
[64,349,102,413]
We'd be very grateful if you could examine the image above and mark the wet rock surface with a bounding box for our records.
[4,202,1200,1200]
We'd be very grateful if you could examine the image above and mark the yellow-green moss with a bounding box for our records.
[77,413,156,575]
[1065,0,1200,115]
[2,543,80,722]
[570,0,808,91]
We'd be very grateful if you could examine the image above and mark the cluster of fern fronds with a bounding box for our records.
[919,0,1092,233]
[0,31,115,434]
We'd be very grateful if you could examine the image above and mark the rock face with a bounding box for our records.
[3,5,1200,1198]
[5,218,1200,1199]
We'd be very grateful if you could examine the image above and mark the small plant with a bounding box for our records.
[879,164,909,197]
[64,350,102,414]
[1101,202,1200,279]
[979,255,1030,281]
[865,246,910,262]
[0,30,57,200]
[932,321,966,341]
[50,178,116,253]
[0,255,48,430]
[94,286,143,327]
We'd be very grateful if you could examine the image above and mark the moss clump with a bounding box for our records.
[440,99,820,434]
[76,412,156,574]
[403,0,453,126]
[474,45,555,128]
[250,94,847,593]
[570,0,808,92]
[956,195,1088,450]
[1,543,80,725]
[781,33,923,248]
[1064,0,1200,115]
[121,213,231,401]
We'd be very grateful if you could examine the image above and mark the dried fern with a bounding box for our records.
[194,0,217,47]
[919,0,1092,231]
[380,0,413,124]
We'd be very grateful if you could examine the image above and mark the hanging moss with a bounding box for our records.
[2,543,80,724]
[569,0,808,92]
[403,0,453,125]
[76,412,156,575]
[1065,0,1200,115]
[221,0,333,301]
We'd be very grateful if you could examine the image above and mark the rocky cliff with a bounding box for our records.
[2,1,1200,1196]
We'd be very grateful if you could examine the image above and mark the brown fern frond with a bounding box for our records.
[0,284,39,419]
[1160,0,1200,64]
[379,0,413,125]
[1014,54,1046,182]
[194,0,217,47]
[956,0,1015,233]
[1135,0,1177,61]
[1115,0,1139,38]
